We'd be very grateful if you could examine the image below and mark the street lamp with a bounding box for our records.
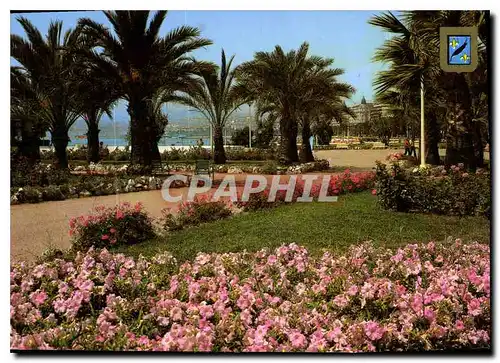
[420,77,426,167]
[248,103,252,149]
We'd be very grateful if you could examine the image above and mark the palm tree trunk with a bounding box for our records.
[299,121,315,162]
[213,124,226,164]
[279,118,299,165]
[86,120,100,164]
[128,98,154,167]
[473,121,484,167]
[51,128,69,169]
[425,115,440,165]
[19,126,40,162]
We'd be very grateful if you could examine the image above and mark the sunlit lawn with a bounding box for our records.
[116,191,490,262]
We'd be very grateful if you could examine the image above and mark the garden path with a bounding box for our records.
[10,172,340,263]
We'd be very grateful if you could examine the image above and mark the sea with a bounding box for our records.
[68,137,211,147]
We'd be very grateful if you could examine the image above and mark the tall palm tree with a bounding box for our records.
[11,68,47,162]
[173,49,249,164]
[369,11,443,165]
[77,11,212,167]
[236,42,336,164]
[72,61,119,163]
[11,17,82,169]
[296,64,355,162]
[370,10,488,168]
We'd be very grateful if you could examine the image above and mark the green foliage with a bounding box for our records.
[375,162,490,217]
[160,197,233,231]
[231,127,252,147]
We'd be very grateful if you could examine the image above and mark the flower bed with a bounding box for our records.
[236,170,375,211]
[10,175,186,205]
[10,240,490,351]
[41,147,275,162]
[374,162,490,217]
[67,159,331,176]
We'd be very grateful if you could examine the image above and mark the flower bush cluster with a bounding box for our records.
[69,202,156,252]
[236,170,375,212]
[41,146,275,162]
[11,157,71,188]
[160,195,234,232]
[11,240,490,351]
[375,162,490,217]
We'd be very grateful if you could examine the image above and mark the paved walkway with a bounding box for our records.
[11,172,343,263]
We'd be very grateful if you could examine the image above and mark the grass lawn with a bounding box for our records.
[116,191,490,262]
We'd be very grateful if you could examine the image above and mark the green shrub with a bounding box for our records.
[160,196,233,231]
[70,202,156,252]
[41,185,65,201]
[261,161,278,174]
[375,162,491,217]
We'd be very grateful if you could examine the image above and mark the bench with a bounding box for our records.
[335,144,349,149]
[372,142,388,149]
[194,159,215,181]
[151,159,170,175]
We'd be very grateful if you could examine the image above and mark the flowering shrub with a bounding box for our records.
[375,162,490,217]
[69,202,156,252]
[11,240,490,351]
[236,171,375,212]
[160,195,233,231]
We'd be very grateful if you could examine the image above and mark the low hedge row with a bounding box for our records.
[374,162,490,218]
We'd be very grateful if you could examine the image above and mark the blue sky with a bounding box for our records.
[10,10,390,125]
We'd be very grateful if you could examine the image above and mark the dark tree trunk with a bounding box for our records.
[443,73,477,170]
[425,115,441,165]
[213,124,226,164]
[279,117,299,165]
[51,128,69,169]
[473,121,485,167]
[19,133,41,162]
[299,121,315,162]
[17,119,41,162]
[86,120,100,164]
[128,99,155,167]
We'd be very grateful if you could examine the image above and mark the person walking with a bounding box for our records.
[404,138,411,156]
[410,139,417,157]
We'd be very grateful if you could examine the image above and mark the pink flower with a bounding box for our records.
[267,255,277,265]
[424,307,436,322]
[364,321,385,341]
[371,189,377,195]
[467,298,482,316]
[101,234,109,240]
[110,228,116,234]
[30,291,48,307]
[288,331,307,349]
[455,320,465,331]
[116,210,124,220]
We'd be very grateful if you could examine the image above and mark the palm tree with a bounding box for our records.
[72,60,119,163]
[173,49,249,164]
[370,11,489,168]
[77,11,212,167]
[11,17,82,169]
[236,42,337,164]
[11,68,47,162]
[296,64,355,162]
[369,11,443,165]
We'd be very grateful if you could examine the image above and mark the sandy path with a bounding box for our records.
[314,148,404,169]
[11,171,348,263]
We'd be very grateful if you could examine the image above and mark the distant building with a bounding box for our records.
[332,96,387,126]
